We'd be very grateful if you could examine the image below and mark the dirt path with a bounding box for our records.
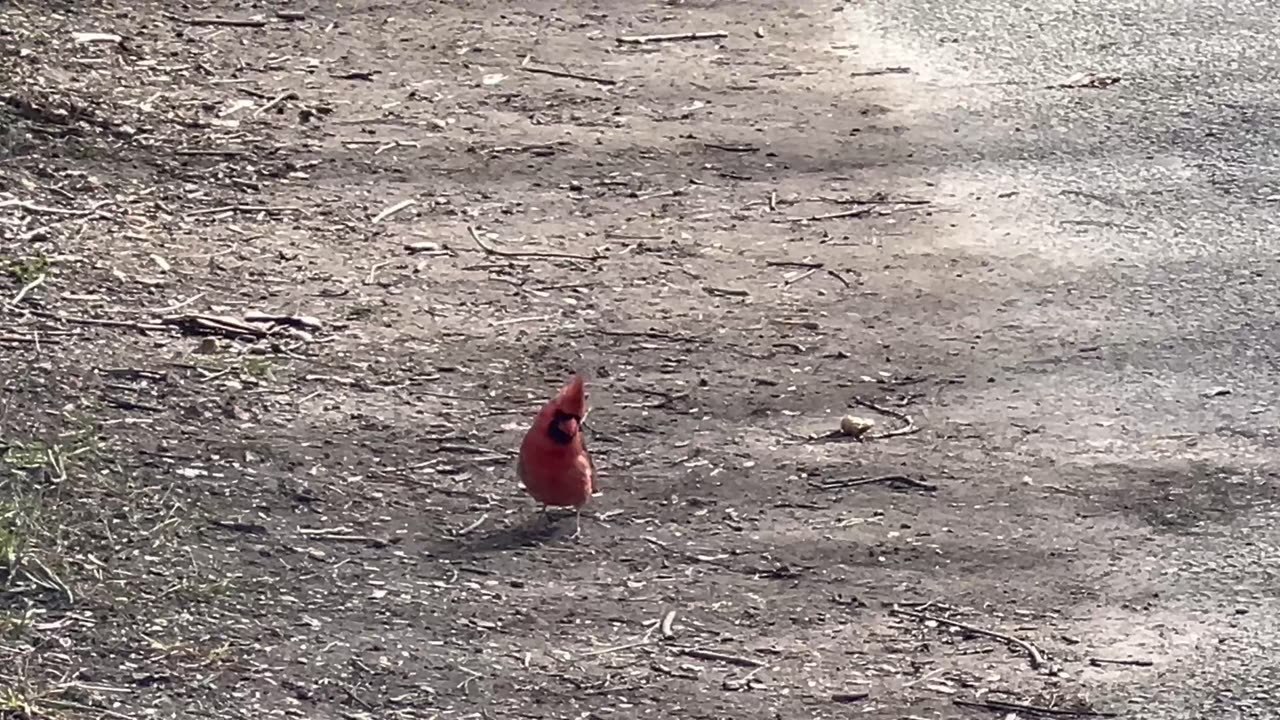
[1,2,1151,719]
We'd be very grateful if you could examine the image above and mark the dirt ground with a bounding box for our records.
[0,1,1165,719]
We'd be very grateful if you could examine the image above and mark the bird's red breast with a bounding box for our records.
[517,374,596,508]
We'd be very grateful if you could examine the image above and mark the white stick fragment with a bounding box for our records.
[254,91,297,116]
[72,32,123,44]
[371,199,417,224]
[616,31,729,45]
[10,274,46,307]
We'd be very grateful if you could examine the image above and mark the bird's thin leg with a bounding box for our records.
[569,508,582,540]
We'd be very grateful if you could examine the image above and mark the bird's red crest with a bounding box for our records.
[554,374,588,418]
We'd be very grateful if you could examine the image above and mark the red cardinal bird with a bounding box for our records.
[516,374,596,537]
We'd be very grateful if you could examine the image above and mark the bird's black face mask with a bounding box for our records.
[548,411,582,446]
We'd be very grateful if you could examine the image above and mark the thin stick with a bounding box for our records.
[185,204,304,217]
[597,328,704,344]
[577,639,654,659]
[826,269,852,288]
[953,698,1117,718]
[850,67,912,77]
[825,195,931,206]
[466,225,601,261]
[851,396,920,439]
[703,285,750,298]
[679,647,765,668]
[783,268,819,286]
[519,65,618,86]
[300,533,393,546]
[9,274,45,307]
[372,199,417,224]
[891,607,1048,670]
[491,314,553,327]
[454,513,489,537]
[723,664,768,690]
[0,334,58,344]
[0,198,113,216]
[179,16,268,27]
[811,474,937,492]
[174,149,248,157]
[29,310,168,332]
[150,292,206,314]
[1089,657,1154,667]
[254,90,297,116]
[785,207,874,223]
[617,31,729,44]
[766,260,824,269]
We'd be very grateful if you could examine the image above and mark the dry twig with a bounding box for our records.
[679,647,765,668]
[1089,657,1153,667]
[254,90,297,116]
[785,207,873,223]
[185,204,304,217]
[160,313,268,338]
[577,640,654,659]
[29,309,168,332]
[0,334,58,344]
[851,396,920,439]
[174,15,269,27]
[0,198,113,216]
[954,698,1116,717]
[454,513,489,537]
[891,607,1048,670]
[617,31,728,44]
[810,474,937,492]
[9,274,45,307]
[299,532,394,547]
[703,285,749,298]
[466,225,602,261]
[766,260,852,289]
[372,199,417,224]
[519,64,617,86]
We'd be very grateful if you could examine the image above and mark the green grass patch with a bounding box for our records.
[3,255,50,285]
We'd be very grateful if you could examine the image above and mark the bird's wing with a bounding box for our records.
[584,440,598,495]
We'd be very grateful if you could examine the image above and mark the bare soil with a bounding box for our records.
[0,1,1165,719]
